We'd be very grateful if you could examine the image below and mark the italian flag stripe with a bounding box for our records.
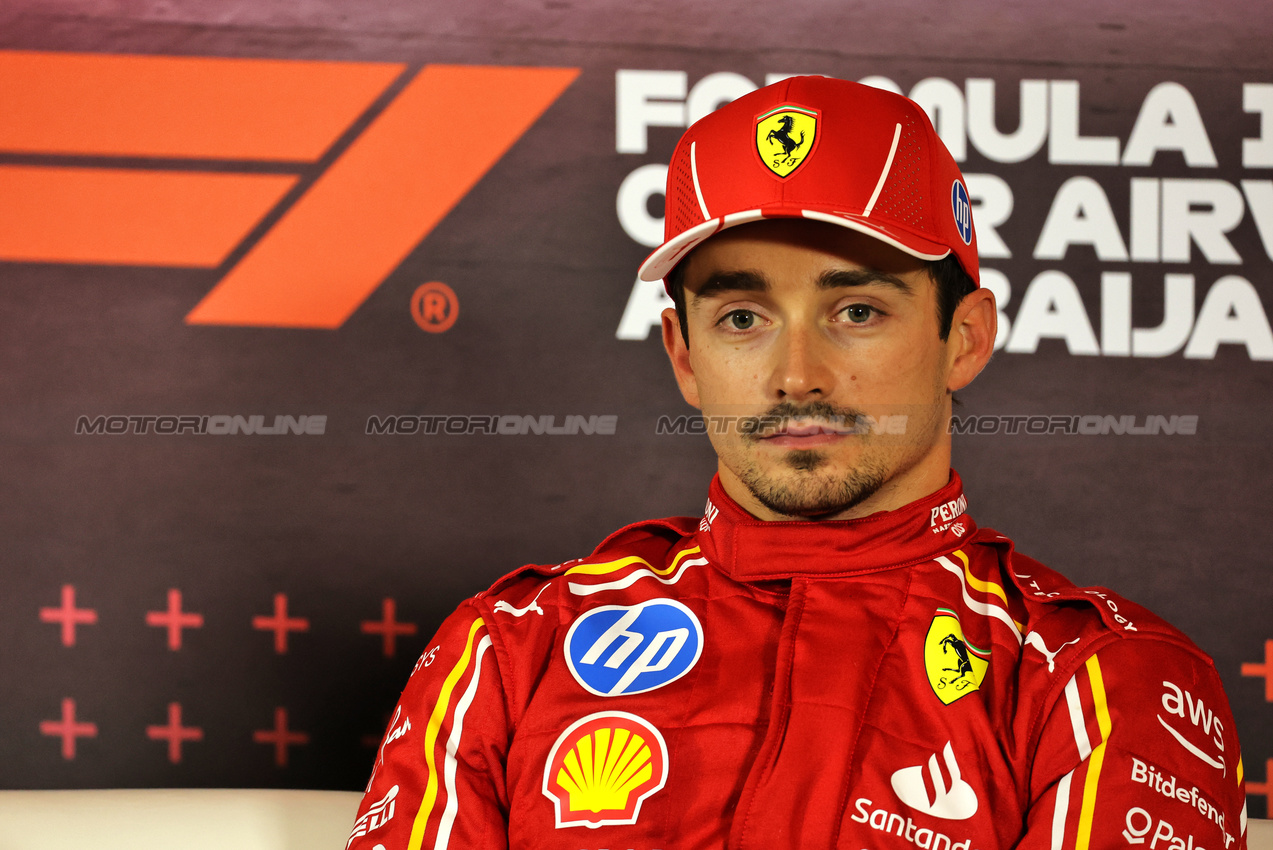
[758,105,816,120]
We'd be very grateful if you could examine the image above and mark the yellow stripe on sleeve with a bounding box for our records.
[564,555,652,577]
[1075,654,1111,850]
[952,549,1025,632]
[653,545,702,576]
[1086,655,1112,740]
[407,617,487,850]
[953,549,1010,606]
[563,545,702,579]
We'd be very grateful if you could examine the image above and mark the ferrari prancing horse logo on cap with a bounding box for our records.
[755,105,819,179]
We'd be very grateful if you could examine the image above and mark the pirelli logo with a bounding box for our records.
[0,51,579,328]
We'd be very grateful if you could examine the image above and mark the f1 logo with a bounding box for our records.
[0,51,578,329]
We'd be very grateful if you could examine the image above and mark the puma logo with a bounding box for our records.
[1024,631,1080,672]
[493,585,547,617]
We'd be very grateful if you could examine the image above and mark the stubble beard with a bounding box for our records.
[736,447,889,519]
[726,399,892,518]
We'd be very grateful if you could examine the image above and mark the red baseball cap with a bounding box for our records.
[637,75,979,285]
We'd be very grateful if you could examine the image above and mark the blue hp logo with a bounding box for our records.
[565,599,703,697]
[950,180,973,246]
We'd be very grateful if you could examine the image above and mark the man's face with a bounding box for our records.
[662,219,993,521]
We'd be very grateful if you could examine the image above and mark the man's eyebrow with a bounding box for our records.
[690,267,915,302]
[818,268,915,295]
[690,270,770,303]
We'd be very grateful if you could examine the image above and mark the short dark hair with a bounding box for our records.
[666,253,976,348]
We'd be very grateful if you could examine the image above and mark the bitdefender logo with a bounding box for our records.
[0,51,578,329]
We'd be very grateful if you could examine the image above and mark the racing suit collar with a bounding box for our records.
[694,470,976,580]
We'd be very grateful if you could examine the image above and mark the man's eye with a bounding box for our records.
[844,304,875,323]
[723,310,757,330]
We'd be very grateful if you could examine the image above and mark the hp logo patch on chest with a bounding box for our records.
[564,599,704,697]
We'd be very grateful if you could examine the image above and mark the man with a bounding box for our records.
[348,76,1248,850]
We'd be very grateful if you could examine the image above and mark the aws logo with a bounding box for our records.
[0,51,578,328]
[1158,680,1227,774]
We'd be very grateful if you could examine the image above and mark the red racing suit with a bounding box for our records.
[348,471,1249,850]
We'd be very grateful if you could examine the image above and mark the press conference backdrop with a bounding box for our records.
[0,0,1270,815]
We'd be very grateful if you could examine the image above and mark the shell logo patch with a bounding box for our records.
[924,608,990,704]
[542,711,669,829]
[755,105,819,178]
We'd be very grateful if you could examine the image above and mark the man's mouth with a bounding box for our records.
[737,403,868,445]
[759,418,857,446]
[774,421,852,437]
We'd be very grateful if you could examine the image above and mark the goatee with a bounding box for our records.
[739,449,888,519]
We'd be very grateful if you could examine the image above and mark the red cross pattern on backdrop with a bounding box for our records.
[1242,640,1273,702]
[40,698,97,759]
[146,702,203,763]
[1248,758,1273,820]
[39,585,97,646]
[145,589,204,650]
[361,597,418,657]
[1241,639,1273,817]
[34,583,423,767]
[252,593,310,653]
[253,707,309,767]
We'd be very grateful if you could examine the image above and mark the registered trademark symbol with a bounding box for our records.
[411,281,458,333]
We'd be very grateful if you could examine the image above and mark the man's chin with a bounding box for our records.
[739,456,888,520]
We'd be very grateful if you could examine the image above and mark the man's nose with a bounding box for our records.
[773,325,836,401]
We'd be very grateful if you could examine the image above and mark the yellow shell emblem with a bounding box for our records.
[543,711,668,828]
[755,105,818,178]
[924,608,990,705]
[558,726,651,812]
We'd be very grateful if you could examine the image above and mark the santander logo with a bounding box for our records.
[890,741,979,820]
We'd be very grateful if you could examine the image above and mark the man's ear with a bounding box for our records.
[661,307,701,409]
[946,287,997,393]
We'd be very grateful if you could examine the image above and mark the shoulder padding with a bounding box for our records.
[476,515,697,601]
[975,529,1202,653]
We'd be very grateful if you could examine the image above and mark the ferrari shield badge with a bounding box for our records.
[754,105,818,178]
[924,608,990,705]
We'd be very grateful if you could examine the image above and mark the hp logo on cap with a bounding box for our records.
[951,180,973,246]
